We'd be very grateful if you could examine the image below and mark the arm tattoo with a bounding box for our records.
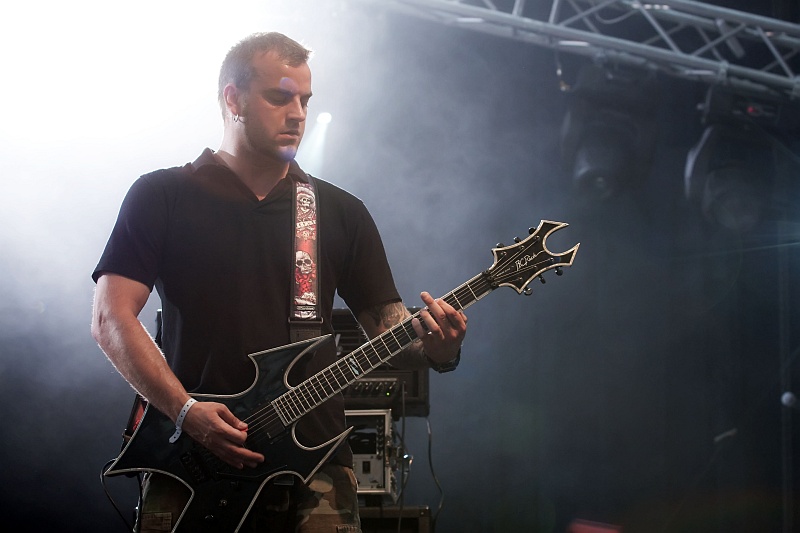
[361,301,426,366]
[363,301,409,330]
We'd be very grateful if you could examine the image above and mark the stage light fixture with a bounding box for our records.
[684,122,776,232]
[560,64,658,200]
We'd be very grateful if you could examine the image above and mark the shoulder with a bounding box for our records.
[138,147,221,189]
[311,176,369,213]
[312,176,361,201]
[117,163,200,222]
[129,157,219,204]
[138,162,194,188]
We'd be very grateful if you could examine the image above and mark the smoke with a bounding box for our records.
[1,1,791,532]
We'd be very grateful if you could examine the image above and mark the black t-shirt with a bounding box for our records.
[94,148,400,466]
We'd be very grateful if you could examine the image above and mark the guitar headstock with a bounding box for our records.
[487,220,579,295]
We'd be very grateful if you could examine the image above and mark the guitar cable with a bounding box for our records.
[390,385,446,533]
[426,416,445,533]
[393,383,409,533]
[100,459,142,532]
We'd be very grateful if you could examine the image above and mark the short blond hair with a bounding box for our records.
[217,32,312,114]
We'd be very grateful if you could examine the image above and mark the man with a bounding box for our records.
[91,32,466,532]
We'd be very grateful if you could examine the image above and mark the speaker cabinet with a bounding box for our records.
[359,506,431,533]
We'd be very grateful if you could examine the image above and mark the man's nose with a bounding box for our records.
[287,98,306,121]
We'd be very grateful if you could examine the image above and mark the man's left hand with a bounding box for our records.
[411,291,467,364]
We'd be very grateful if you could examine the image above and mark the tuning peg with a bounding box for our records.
[555,267,563,276]
[538,275,546,284]
[528,227,535,234]
[496,242,505,248]
[514,237,521,243]
[523,287,533,296]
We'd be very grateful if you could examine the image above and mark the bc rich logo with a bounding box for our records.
[515,252,541,271]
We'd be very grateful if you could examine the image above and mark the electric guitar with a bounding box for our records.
[104,219,580,532]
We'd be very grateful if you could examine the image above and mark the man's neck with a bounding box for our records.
[215,148,290,201]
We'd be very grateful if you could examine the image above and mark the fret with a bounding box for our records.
[332,362,352,387]
[353,351,373,372]
[381,331,402,354]
[272,397,290,425]
[396,323,415,345]
[273,396,287,420]
[451,291,463,309]
[306,380,322,409]
[277,396,298,423]
[345,354,365,378]
[327,366,344,389]
[285,394,302,419]
[352,354,374,378]
[296,384,313,411]
[312,375,329,401]
[373,340,390,360]
[264,222,578,435]
[320,372,335,396]
[276,273,500,426]
[465,280,480,301]
[306,376,321,403]
[339,359,358,383]
[374,335,391,358]
[363,345,382,367]
[289,388,305,414]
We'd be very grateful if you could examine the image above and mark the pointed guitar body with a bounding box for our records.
[107,336,349,532]
[104,220,580,532]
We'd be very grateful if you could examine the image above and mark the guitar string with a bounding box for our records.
[242,316,420,450]
[190,238,565,471]
[237,250,558,446]
[184,279,483,470]
[244,308,448,444]
[240,276,493,450]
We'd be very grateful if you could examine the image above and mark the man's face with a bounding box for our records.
[238,51,312,162]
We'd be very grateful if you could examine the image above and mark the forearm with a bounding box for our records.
[94,314,189,422]
[92,275,261,468]
[91,275,190,423]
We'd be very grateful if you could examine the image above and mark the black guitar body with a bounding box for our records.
[106,335,350,532]
[104,220,581,533]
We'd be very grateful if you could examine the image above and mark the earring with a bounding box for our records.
[233,114,241,123]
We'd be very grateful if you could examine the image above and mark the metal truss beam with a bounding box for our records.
[372,0,800,102]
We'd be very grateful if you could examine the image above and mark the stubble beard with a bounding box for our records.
[275,144,298,162]
[243,120,301,162]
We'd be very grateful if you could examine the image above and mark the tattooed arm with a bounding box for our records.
[356,292,467,371]
[357,300,425,368]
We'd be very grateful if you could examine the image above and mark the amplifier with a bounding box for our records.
[346,409,397,501]
[333,309,430,417]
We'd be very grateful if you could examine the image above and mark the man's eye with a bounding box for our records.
[268,95,289,105]
[265,91,291,105]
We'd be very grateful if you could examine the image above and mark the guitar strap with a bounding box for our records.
[289,176,323,342]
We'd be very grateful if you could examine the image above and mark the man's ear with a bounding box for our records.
[223,83,243,117]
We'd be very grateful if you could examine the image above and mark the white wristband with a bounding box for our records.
[169,398,197,444]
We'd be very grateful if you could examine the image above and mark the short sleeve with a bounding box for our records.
[92,173,172,289]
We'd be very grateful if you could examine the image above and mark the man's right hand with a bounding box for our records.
[181,401,265,469]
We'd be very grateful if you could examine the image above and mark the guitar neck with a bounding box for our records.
[272,271,494,425]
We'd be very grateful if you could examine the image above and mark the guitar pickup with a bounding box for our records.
[181,450,210,483]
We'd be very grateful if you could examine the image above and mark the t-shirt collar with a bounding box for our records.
[191,148,310,183]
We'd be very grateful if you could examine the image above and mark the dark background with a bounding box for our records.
[1,1,799,532]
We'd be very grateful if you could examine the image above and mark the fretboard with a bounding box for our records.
[271,271,494,425]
